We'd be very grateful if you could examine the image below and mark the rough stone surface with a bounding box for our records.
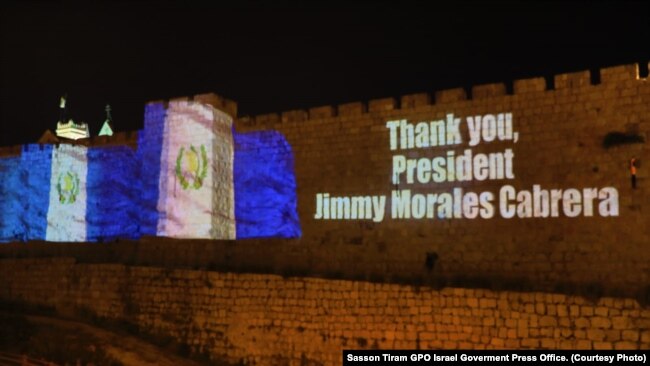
[0,258,648,366]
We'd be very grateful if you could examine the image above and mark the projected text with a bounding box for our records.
[314,112,619,221]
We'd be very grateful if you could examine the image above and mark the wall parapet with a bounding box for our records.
[235,62,648,128]
[472,82,507,99]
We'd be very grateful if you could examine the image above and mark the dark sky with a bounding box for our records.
[1,1,648,146]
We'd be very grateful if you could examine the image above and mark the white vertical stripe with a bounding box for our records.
[46,145,88,242]
[156,100,235,239]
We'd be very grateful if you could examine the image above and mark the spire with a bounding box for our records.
[59,93,68,123]
[98,104,114,136]
[105,104,112,121]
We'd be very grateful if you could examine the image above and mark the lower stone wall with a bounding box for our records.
[0,258,648,366]
[3,240,646,302]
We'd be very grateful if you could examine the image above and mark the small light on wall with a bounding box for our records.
[630,158,638,189]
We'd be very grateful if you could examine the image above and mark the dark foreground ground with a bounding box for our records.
[0,311,208,366]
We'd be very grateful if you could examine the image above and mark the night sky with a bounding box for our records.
[1,1,648,147]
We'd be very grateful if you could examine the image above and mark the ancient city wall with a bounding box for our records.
[0,63,648,299]
[233,63,649,296]
[0,258,648,366]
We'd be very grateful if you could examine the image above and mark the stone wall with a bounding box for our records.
[1,62,649,298]
[0,258,648,365]
[232,63,650,296]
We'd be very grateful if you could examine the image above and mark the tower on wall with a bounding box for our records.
[55,95,90,140]
[154,95,236,239]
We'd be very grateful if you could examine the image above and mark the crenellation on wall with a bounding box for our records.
[281,109,308,123]
[514,76,547,94]
[601,64,638,84]
[554,70,591,90]
[308,105,336,120]
[368,97,396,112]
[400,92,431,109]
[434,87,467,103]
[471,83,507,99]
[6,64,648,160]
[337,101,366,116]
[231,63,645,130]
[253,113,281,127]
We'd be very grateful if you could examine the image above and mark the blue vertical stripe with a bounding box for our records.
[138,103,166,236]
[86,146,140,242]
[21,144,53,241]
[234,130,301,239]
[0,155,23,242]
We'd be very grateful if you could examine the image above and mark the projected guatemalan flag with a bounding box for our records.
[0,98,301,242]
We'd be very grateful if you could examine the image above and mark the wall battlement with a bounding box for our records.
[236,62,648,127]
[2,64,645,152]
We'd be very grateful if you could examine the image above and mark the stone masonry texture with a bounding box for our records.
[232,63,650,296]
[0,64,649,364]
[0,258,649,366]
[1,64,648,297]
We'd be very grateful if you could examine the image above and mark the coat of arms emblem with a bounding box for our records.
[175,144,208,190]
[56,171,80,204]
